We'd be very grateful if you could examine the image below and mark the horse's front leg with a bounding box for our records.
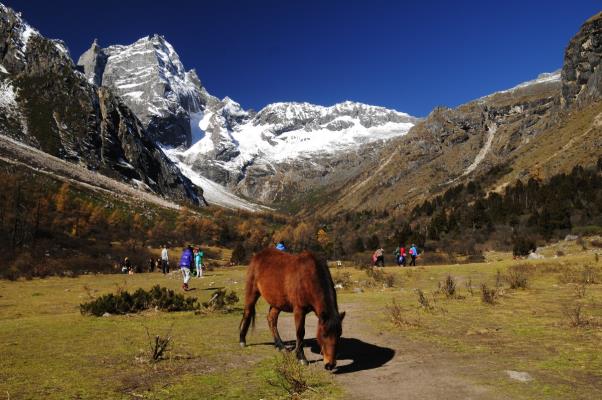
[293,308,308,365]
[267,306,285,350]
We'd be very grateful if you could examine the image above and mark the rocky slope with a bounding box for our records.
[317,12,602,216]
[0,4,202,205]
[77,36,219,147]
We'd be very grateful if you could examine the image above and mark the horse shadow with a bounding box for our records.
[251,337,395,374]
[307,337,395,374]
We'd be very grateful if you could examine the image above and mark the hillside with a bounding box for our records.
[0,4,202,205]
[313,12,602,216]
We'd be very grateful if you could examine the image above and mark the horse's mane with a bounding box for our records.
[312,253,342,335]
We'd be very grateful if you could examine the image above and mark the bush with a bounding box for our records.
[589,239,602,248]
[416,289,434,311]
[481,284,498,305]
[505,264,530,289]
[365,268,396,288]
[200,289,239,313]
[512,235,536,256]
[80,285,198,316]
[439,274,456,298]
[386,299,420,328]
[562,302,591,328]
[332,271,352,289]
[572,226,602,236]
[230,243,247,265]
[267,352,330,396]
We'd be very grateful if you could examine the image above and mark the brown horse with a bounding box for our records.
[239,248,345,370]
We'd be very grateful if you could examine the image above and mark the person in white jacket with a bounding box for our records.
[161,245,169,274]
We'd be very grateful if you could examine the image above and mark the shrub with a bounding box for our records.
[416,289,434,311]
[439,274,456,298]
[572,225,602,236]
[590,239,602,248]
[481,284,498,305]
[267,352,330,396]
[332,271,352,289]
[230,243,247,265]
[386,299,420,328]
[365,268,396,288]
[512,235,536,256]
[562,302,590,328]
[200,289,239,313]
[465,279,474,296]
[80,285,198,316]
[556,250,565,257]
[144,326,173,363]
[505,264,530,289]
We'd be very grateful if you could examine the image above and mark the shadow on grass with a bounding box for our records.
[247,337,395,374]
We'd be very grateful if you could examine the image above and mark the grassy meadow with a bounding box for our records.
[1,239,601,399]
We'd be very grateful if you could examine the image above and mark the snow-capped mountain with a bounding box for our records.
[170,99,416,185]
[78,36,419,206]
[78,35,218,147]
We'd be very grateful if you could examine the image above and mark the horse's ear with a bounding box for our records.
[339,311,346,321]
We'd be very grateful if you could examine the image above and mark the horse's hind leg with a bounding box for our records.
[267,306,285,350]
[293,308,309,365]
[239,290,259,347]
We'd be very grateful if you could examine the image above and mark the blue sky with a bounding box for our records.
[6,1,601,116]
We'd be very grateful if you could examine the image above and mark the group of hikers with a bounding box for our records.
[119,245,205,291]
[120,240,417,292]
[372,243,419,267]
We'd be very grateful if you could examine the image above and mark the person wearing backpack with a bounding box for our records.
[399,244,407,267]
[179,245,194,291]
[409,244,419,266]
[373,247,385,267]
[394,246,401,266]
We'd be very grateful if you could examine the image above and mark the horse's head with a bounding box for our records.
[317,311,345,370]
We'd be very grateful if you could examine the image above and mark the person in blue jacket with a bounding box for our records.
[179,245,194,291]
[409,244,419,266]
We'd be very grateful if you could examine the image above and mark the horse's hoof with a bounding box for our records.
[239,342,246,348]
[298,359,309,366]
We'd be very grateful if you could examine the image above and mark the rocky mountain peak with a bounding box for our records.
[561,12,602,107]
[77,35,212,147]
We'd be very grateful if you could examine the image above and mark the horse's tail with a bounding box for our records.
[240,262,258,333]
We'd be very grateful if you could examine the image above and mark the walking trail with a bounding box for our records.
[274,300,508,400]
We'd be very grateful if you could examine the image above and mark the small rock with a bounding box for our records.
[102,312,111,317]
[353,287,364,293]
[505,370,533,382]
[527,251,544,260]
[334,283,343,289]
[565,234,579,241]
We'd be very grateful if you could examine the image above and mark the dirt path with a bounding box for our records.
[272,301,507,400]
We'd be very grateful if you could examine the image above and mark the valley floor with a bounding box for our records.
[1,244,601,399]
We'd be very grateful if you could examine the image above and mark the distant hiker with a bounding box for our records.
[373,248,385,267]
[409,244,419,266]
[394,246,401,266]
[400,245,407,267]
[194,247,204,278]
[148,257,155,273]
[275,241,286,251]
[179,245,194,291]
[121,257,131,274]
[161,245,169,274]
